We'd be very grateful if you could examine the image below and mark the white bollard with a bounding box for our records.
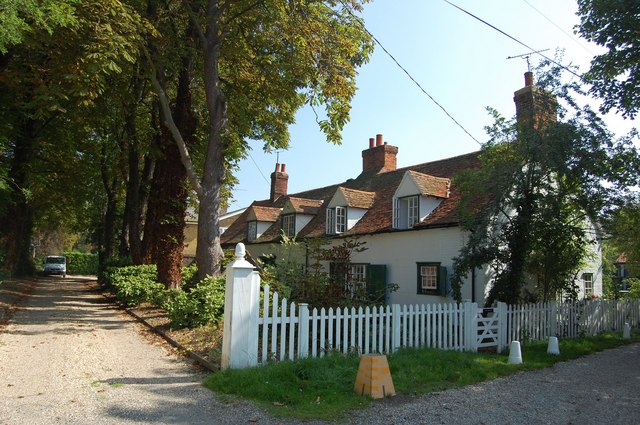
[547,336,560,355]
[508,340,523,364]
[623,322,631,339]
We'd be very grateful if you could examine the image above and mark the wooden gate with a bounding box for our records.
[476,304,507,353]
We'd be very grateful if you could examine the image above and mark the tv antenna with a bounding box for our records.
[506,49,550,72]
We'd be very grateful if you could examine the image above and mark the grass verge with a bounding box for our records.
[204,331,640,421]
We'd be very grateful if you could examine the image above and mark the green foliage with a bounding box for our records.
[102,264,162,307]
[607,199,640,272]
[625,278,640,299]
[205,331,639,421]
[259,236,387,309]
[63,251,98,275]
[452,61,640,305]
[163,275,226,328]
[577,0,640,118]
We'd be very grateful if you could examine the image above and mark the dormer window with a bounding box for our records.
[326,206,347,234]
[282,214,295,237]
[247,220,258,241]
[325,187,374,235]
[394,195,420,228]
[393,171,450,230]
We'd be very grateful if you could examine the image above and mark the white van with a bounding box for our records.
[44,256,66,278]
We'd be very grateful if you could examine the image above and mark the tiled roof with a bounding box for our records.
[408,171,450,198]
[287,197,323,214]
[220,150,481,247]
[249,206,281,222]
[340,187,375,209]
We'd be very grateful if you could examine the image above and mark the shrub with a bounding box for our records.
[63,251,99,275]
[164,275,226,328]
[103,264,164,307]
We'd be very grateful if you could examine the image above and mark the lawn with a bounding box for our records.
[204,331,639,421]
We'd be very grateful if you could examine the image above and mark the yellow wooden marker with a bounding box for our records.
[354,354,395,398]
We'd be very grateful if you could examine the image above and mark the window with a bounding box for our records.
[582,273,593,297]
[326,206,347,234]
[394,195,420,229]
[408,196,419,227]
[416,262,447,296]
[336,206,346,233]
[282,214,295,237]
[247,221,257,241]
[326,208,335,234]
[347,264,367,299]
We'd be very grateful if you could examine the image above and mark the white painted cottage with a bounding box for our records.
[221,74,603,305]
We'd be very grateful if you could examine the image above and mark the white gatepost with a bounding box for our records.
[298,303,310,359]
[463,302,478,352]
[391,304,401,352]
[221,243,260,369]
[496,302,508,354]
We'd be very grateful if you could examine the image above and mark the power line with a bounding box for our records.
[521,0,596,56]
[340,2,482,146]
[247,151,271,188]
[442,0,584,81]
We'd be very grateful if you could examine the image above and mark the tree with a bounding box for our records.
[0,1,146,274]
[607,197,640,272]
[149,0,374,280]
[451,63,640,305]
[576,0,640,118]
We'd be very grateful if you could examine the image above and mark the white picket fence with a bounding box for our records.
[221,244,640,369]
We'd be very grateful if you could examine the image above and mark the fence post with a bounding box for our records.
[463,302,478,352]
[221,243,260,369]
[497,302,508,354]
[392,304,401,352]
[298,303,309,359]
[549,301,557,337]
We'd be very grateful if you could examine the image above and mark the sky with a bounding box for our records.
[228,0,636,210]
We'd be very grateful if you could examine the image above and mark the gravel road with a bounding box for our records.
[1,277,639,425]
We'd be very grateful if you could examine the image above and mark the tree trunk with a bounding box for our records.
[195,3,226,281]
[0,118,37,276]
[150,59,196,289]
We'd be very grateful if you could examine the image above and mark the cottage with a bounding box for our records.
[221,74,603,304]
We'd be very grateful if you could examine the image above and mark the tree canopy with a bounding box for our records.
[451,63,640,305]
[576,0,640,118]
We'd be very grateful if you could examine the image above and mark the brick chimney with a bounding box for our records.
[513,71,557,132]
[362,134,398,174]
[270,163,288,202]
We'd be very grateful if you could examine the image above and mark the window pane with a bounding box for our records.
[408,196,419,227]
[326,208,335,234]
[336,206,346,233]
[421,265,438,290]
[582,273,593,296]
[283,215,295,237]
[247,221,257,241]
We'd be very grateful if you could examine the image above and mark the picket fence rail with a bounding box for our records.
[221,244,640,369]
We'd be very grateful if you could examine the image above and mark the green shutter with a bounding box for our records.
[367,264,387,303]
[438,266,448,297]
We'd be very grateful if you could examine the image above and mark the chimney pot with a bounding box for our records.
[280,163,286,173]
[524,71,534,87]
[376,134,383,147]
[369,137,375,149]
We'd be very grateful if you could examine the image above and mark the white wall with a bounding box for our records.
[341,227,488,305]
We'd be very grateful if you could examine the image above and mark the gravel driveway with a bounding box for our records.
[1,277,639,425]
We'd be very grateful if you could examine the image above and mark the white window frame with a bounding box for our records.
[582,273,593,297]
[336,206,347,233]
[347,264,367,298]
[247,221,258,241]
[420,264,438,292]
[393,198,400,228]
[326,208,336,234]
[282,214,295,237]
[407,195,419,228]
